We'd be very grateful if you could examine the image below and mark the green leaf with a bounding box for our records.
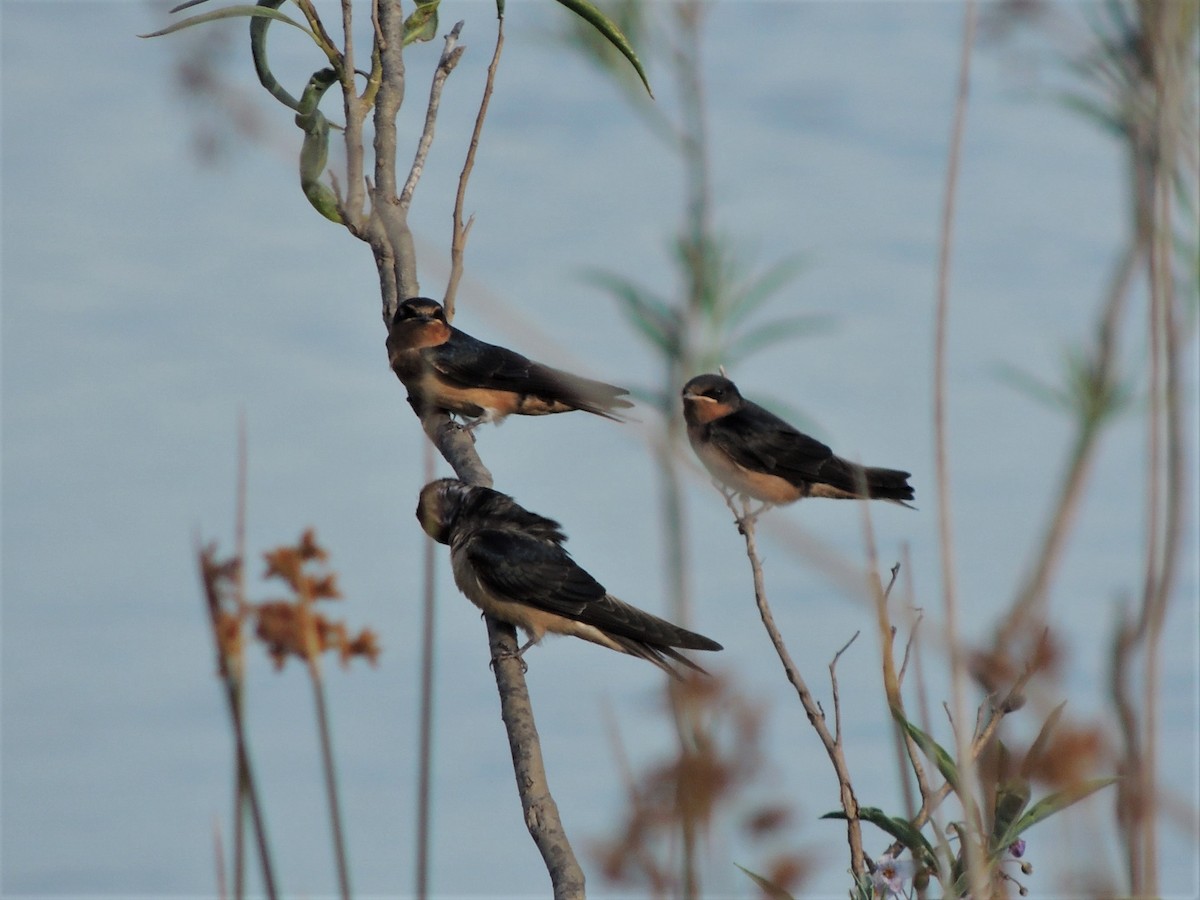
[139,4,316,41]
[892,707,961,792]
[1020,700,1067,779]
[995,776,1119,850]
[992,362,1072,412]
[404,0,440,45]
[725,253,810,327]
[823,807,937,869]
[585,270,680,359]
[734,863,796,900]
[553,0,652,96]
[991,777,1031,844]
[724,314,834,365]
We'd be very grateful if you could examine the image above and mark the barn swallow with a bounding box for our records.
[416,478,722,677]
[386,297,634,426]
[681,374,915,508]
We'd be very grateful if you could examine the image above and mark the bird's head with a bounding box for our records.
[388,298,451,354]
[416,477,473,545]
[681,373,742,425]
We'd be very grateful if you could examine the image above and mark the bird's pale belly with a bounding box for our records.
[689,433,806,504]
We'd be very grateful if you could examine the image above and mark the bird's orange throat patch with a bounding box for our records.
[387,318,451,354]
[682,396,730,426]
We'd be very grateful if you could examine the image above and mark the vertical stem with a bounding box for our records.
[933,1,983,893]
[225,679,279,900]
[309,663,352,900]
[415,441,437,900]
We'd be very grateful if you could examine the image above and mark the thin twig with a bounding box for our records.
[309,661,352,900]
[400,23,466,212]
[446,12,505,320]
[234,416,248,900]
[415,439,437,900]
[214,817,228,900]
[721,494,864,879]
[932,1,984,894]
[829,631,860,746]
[199,546,278,900]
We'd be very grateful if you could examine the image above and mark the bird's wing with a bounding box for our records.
[424,330,536,387]
[464,530,700,647]
[708,402,835,483]
[428,330,629,409]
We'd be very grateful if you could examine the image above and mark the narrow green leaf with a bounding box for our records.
[734,863,796,899]
[725,253,810,327]
[1020,700,1067,779]
[992,361,1072,412]
[991,777,1031,844]
[823,807,937,867]
[891,707,961,791]
[724,314,834,365]
[139,4,315,41]
[585,270,680,359]
[999,776,1119,847]
[553,0,652,96]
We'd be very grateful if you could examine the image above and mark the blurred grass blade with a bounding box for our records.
[1019,700,1067,778]
[734,862,796,899]
[554,0,652,95]
[996,776,1119,849]
[725,253,810,327]
[140,4,315,41]
[992,361,1071,412]
[725,314,834,365]
[586,270,679,357]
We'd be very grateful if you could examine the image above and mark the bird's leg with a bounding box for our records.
[734,496,772,534]
[458,414,485,433]
[489,636,534,674]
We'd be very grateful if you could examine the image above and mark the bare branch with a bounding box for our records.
[486,618,587,899]
[829,631,860,746]
[400,23,466,212]
[447,13,505,320]
[721,494,865,879]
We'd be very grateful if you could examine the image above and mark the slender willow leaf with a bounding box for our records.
[585,270,679,357]
[725,314,834,365]
[734,863,796,900]
[891,707,961,791]
[139,4,315,41]
[1020,700,1067,778]
[995,776,1119,849]
[554,0,652,96]
[725,253,810,327]
[991,777,1031,844]
[823,807,937,869]
[992,361,1072,412]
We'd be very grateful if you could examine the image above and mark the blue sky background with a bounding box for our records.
[3,1,1197,897]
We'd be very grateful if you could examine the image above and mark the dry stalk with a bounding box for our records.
[721,494,865,879]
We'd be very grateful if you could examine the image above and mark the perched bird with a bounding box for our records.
[387,297,633,426]
[416,478,722,677]
[681,373,915,508]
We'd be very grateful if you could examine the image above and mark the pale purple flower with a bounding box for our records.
[1009,838,1026,858]
[872,853,916,899]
